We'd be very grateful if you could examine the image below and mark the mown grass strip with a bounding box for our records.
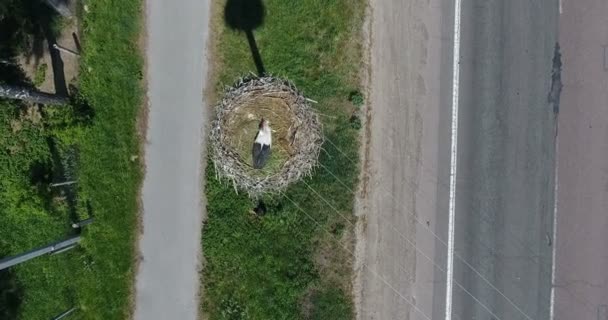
[73,0,143,317]
[203,0,365,319]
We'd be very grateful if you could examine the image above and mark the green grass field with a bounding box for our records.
[202,0,365,319]
[0,0,143,319]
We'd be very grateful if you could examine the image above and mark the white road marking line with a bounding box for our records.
[602,45,608,71]
[446,0,463,318]
[550,133,560,320]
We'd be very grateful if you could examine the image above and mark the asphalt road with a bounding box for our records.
[133,0,211,319]
[355,0,453,319]
[554,0,608,318]
[453,0,558,319]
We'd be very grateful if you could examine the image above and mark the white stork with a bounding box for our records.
[252,118,272,169]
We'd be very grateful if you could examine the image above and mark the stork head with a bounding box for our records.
[259,118,270,130]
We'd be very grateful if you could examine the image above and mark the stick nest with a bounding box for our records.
[210,76,323,197]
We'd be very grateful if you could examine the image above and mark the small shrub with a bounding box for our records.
[348,90,364,108]
[34,63,47,87]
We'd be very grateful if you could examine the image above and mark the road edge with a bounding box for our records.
[130,0,149,317]
[352,1,373,319]
[197,1,220,320]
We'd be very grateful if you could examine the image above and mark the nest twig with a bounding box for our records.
[210,76,323,197]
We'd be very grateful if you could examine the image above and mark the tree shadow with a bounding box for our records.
[29,158,54,212]
[0,61,31,87]
[67,85,95,124]
[0,269,23,320]
[224,0,266,76]
[27,34,45,67]
[27,138,86,226]
[47,140,81,223]
[0,0,67,95]
[0,0,42,62]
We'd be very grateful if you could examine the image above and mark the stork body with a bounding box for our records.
[252,119,272,169]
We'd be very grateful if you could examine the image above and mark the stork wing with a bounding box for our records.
[252,143,271,169]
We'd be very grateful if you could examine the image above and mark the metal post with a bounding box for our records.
[0,84,70,105]
[51,307,77,320]
[50,243,78,255]
[71,218,94,229]
[0,235,81,271]
[52,44,80,57]
[50,181,77,188]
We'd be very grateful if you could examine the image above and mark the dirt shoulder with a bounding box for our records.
[354,0,451,319]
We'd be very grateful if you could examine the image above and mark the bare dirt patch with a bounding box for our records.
[18,18,80,94]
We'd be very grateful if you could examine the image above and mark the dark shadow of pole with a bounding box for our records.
[245,30,265,76]
[224,0,266,76]
[43,23,68,96]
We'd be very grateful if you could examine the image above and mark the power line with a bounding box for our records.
[325,129,599,316]
[322,137,535,320]
[305,167,502,320]
[279,191,433,320]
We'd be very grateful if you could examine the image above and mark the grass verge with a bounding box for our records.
[0,0,143,319]
[202,0,365,319]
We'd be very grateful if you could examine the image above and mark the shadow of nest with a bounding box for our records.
[210,76,323,197]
